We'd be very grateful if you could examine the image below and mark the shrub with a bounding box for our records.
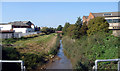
[62,22,70,35]
[87,17,109,36]
[41,27,55,35]
[62,31,119,70]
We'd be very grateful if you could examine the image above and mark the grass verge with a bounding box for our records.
[2,33,60,70]
[62,31,119,70]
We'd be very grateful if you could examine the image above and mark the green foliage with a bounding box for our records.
[62,31,119,70]
[75,16,82,25]
[2,47,20,60]
[66,24,76,38]
[74,17,83,38]
[41,27,55,34]
[80,22,88,36]
[20,53,45,69]
[62,17,87,39]
[49,34,61,55]
[87,17,109,36]
[56,25,63,31]
[62,22,70,35]
[2,33,60,70]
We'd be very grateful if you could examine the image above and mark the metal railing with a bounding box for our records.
[0,60,25,71]
[93,59,120,71]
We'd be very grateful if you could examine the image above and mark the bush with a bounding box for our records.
[87,17,109,36]
[62,22,70,35]
[2,47,20,60]
[62,31,119,70]
[41,27,55,35]
[20,53,45,69]
[66,24,76,38]
[56,25,63,31]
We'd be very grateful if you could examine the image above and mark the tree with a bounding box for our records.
[62,22,70,35]
[56,25,63,31]
[75,16,82,26]
[74,17,83,38]
[80,22,88,36]
[41,27,55,34]
[87,17,109,36]
[66,24,76,38]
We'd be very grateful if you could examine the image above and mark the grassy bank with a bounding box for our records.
[62,31,119,70]
[2,33,60,70]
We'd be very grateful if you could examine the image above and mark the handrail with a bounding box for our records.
[94,59,120,71]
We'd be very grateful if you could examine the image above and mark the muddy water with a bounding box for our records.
[46,40,72,69]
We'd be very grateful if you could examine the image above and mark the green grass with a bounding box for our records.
[2,33,60,70]
[14,33,55,48]
[62,31,119,70]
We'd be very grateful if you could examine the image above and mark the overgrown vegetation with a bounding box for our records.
[63,31,119,70]
[62,17,119,70]
[87,17,109,36]
[62,17,87,39]
[2,33,60,71]
[56,25,63,31]
[41,27,55,35]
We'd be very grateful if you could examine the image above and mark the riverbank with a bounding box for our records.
[34,39,72,70]
[62,32,119,70]
[2,33,61,71]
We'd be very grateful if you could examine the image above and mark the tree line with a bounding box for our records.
[41,25,63,35]
[62,16,109,38]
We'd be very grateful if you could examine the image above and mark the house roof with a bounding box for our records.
[8,21,31,26]
[0,23,8,25]
[83,16,89,19]
[84,16,89,19]
[92,12,120,17]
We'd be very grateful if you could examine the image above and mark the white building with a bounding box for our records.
[0,21,35,33]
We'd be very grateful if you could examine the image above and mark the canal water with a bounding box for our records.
[46,40,72,69]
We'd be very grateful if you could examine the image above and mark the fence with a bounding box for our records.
[0,60,25,71]
[0,31,41,39]
[0,33,14,39]
[93,59,120,71]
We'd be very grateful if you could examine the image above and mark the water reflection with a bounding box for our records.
[46,40,72,69]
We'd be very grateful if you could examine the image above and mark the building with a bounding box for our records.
[83,12,120,29]
[83,12,120,36]
[0,21,35,33]
[82,16,88,23]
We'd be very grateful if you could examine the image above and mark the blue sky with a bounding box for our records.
[2,2,118,28]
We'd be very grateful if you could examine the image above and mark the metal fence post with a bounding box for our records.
[21,61,24,71]
[0,60,2,71]
[24,66,26,71]
[118,61,120,71]
[95,60,98,71]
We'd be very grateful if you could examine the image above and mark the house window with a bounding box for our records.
[106,19,113,23]
[106,19,120,23]
[113,19,120,23]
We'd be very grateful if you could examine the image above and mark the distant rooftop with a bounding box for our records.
[8,21,30,26]
[0,21,34,26]
[0,23,8,25]
[84,16,89,19]
[92,12,120,17]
